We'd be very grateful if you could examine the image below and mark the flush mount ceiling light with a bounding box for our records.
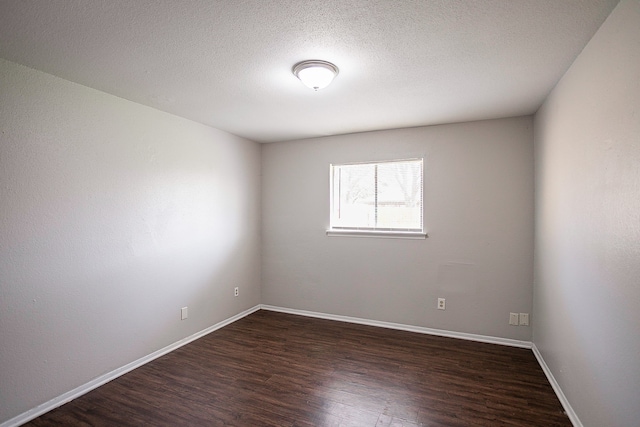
[292,60,339,91]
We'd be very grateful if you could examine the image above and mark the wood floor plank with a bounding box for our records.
[24,310,570,426]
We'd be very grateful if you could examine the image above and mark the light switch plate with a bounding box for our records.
[509,312,519,325]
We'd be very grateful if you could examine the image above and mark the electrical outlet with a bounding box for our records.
[519,313,529,326]
[181,307,188,320]
[437,298,446,310]
[234,287,239,297]
[509,312,519,325]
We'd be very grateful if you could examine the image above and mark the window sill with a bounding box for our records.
[326,229,428,239]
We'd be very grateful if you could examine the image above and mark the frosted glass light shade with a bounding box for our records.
[293,60,339,91]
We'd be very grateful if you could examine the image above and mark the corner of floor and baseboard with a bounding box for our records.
[3,304,581,427]
[0,305,261,427]
[531,344,583,427]
[259,304,532,348]
[260,305,582,427]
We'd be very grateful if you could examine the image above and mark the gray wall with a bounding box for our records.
[533,1,640,426]
[4,1,637,424]
[262,117,534,341]
[0,59,261,423]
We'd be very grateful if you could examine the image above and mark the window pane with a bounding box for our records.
[331,159,423,232]
[332,163,375,228]
[376,160,422,230]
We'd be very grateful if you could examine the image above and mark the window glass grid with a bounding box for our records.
[330,159,423,232]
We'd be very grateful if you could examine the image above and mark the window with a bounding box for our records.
[329,158,425,238]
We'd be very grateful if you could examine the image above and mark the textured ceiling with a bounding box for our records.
[0,0,619,143]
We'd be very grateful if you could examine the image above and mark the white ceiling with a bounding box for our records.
[0,0,619,143]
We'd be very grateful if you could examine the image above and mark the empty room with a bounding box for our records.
[1,1,638,426]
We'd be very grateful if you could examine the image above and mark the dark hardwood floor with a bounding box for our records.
[25,310,570,426]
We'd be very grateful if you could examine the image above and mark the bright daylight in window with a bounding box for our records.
[329,158,424,238]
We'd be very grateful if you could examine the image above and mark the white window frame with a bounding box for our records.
[327,158,427,239]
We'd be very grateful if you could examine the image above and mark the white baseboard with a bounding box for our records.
[260,306,581,427]
[532,344,582,427]
[8,305,579,427]
[260,304,532,349]
[1,305,261,427]
[261,305,583,426]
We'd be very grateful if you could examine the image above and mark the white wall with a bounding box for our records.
[0,59,261,424]
[533,1,640,426]
[262,117,534,341]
